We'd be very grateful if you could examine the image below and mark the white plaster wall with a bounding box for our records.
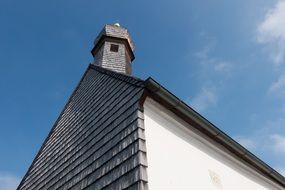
[143,98,283,190]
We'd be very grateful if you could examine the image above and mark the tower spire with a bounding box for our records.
[91,23,135,75]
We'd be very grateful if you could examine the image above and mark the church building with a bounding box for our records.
[17,24,285,190]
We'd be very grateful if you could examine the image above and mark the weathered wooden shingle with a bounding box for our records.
[17,64,148,190]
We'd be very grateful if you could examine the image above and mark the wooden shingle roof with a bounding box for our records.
[17,64,148,190]
[18,64,285,190]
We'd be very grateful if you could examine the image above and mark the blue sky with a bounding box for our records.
[1,0,285,189]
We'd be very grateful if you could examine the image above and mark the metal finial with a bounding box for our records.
[114,23,120,27]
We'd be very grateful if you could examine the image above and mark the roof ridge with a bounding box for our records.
[89,64,145,87]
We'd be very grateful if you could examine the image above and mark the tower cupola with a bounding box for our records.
[91,23,135,75]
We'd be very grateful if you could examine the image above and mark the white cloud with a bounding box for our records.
[194,45,211,61]
[257,0,285,64]
[189,38,233,113]
[268,75,285,96]
[214,61,233,73]
[234,136,257,150]
[270,134,285,154]
[239,120,285,154]
[189,87,217,112]
[0,174,20,190]
[194,46,233,74]
[257,0,285,42]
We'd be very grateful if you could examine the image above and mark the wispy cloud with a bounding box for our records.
[194,45,211,61]
[233,136,257,150]
[276,167,285,177]
[214,61,233,73]
[267,74,285,113]
[189,87,217,112]
[257,0,285,65]
[0,173,20,190]
[194,45,233,75]
[188,40,234,113]
[235,120,285,154]
[268,74,285,96]
[232,133,285,178]
[233,117,285,177]
[270,134,285,154]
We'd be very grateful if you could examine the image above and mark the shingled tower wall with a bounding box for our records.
[91,24,135,75]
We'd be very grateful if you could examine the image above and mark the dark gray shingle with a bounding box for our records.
[18,64,148,190]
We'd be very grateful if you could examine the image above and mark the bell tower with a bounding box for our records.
[91,23,135,75]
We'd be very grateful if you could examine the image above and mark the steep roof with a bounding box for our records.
[18,65,285,189]
[17,64,148,190]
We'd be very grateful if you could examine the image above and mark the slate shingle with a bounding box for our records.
[18,64,148,190]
